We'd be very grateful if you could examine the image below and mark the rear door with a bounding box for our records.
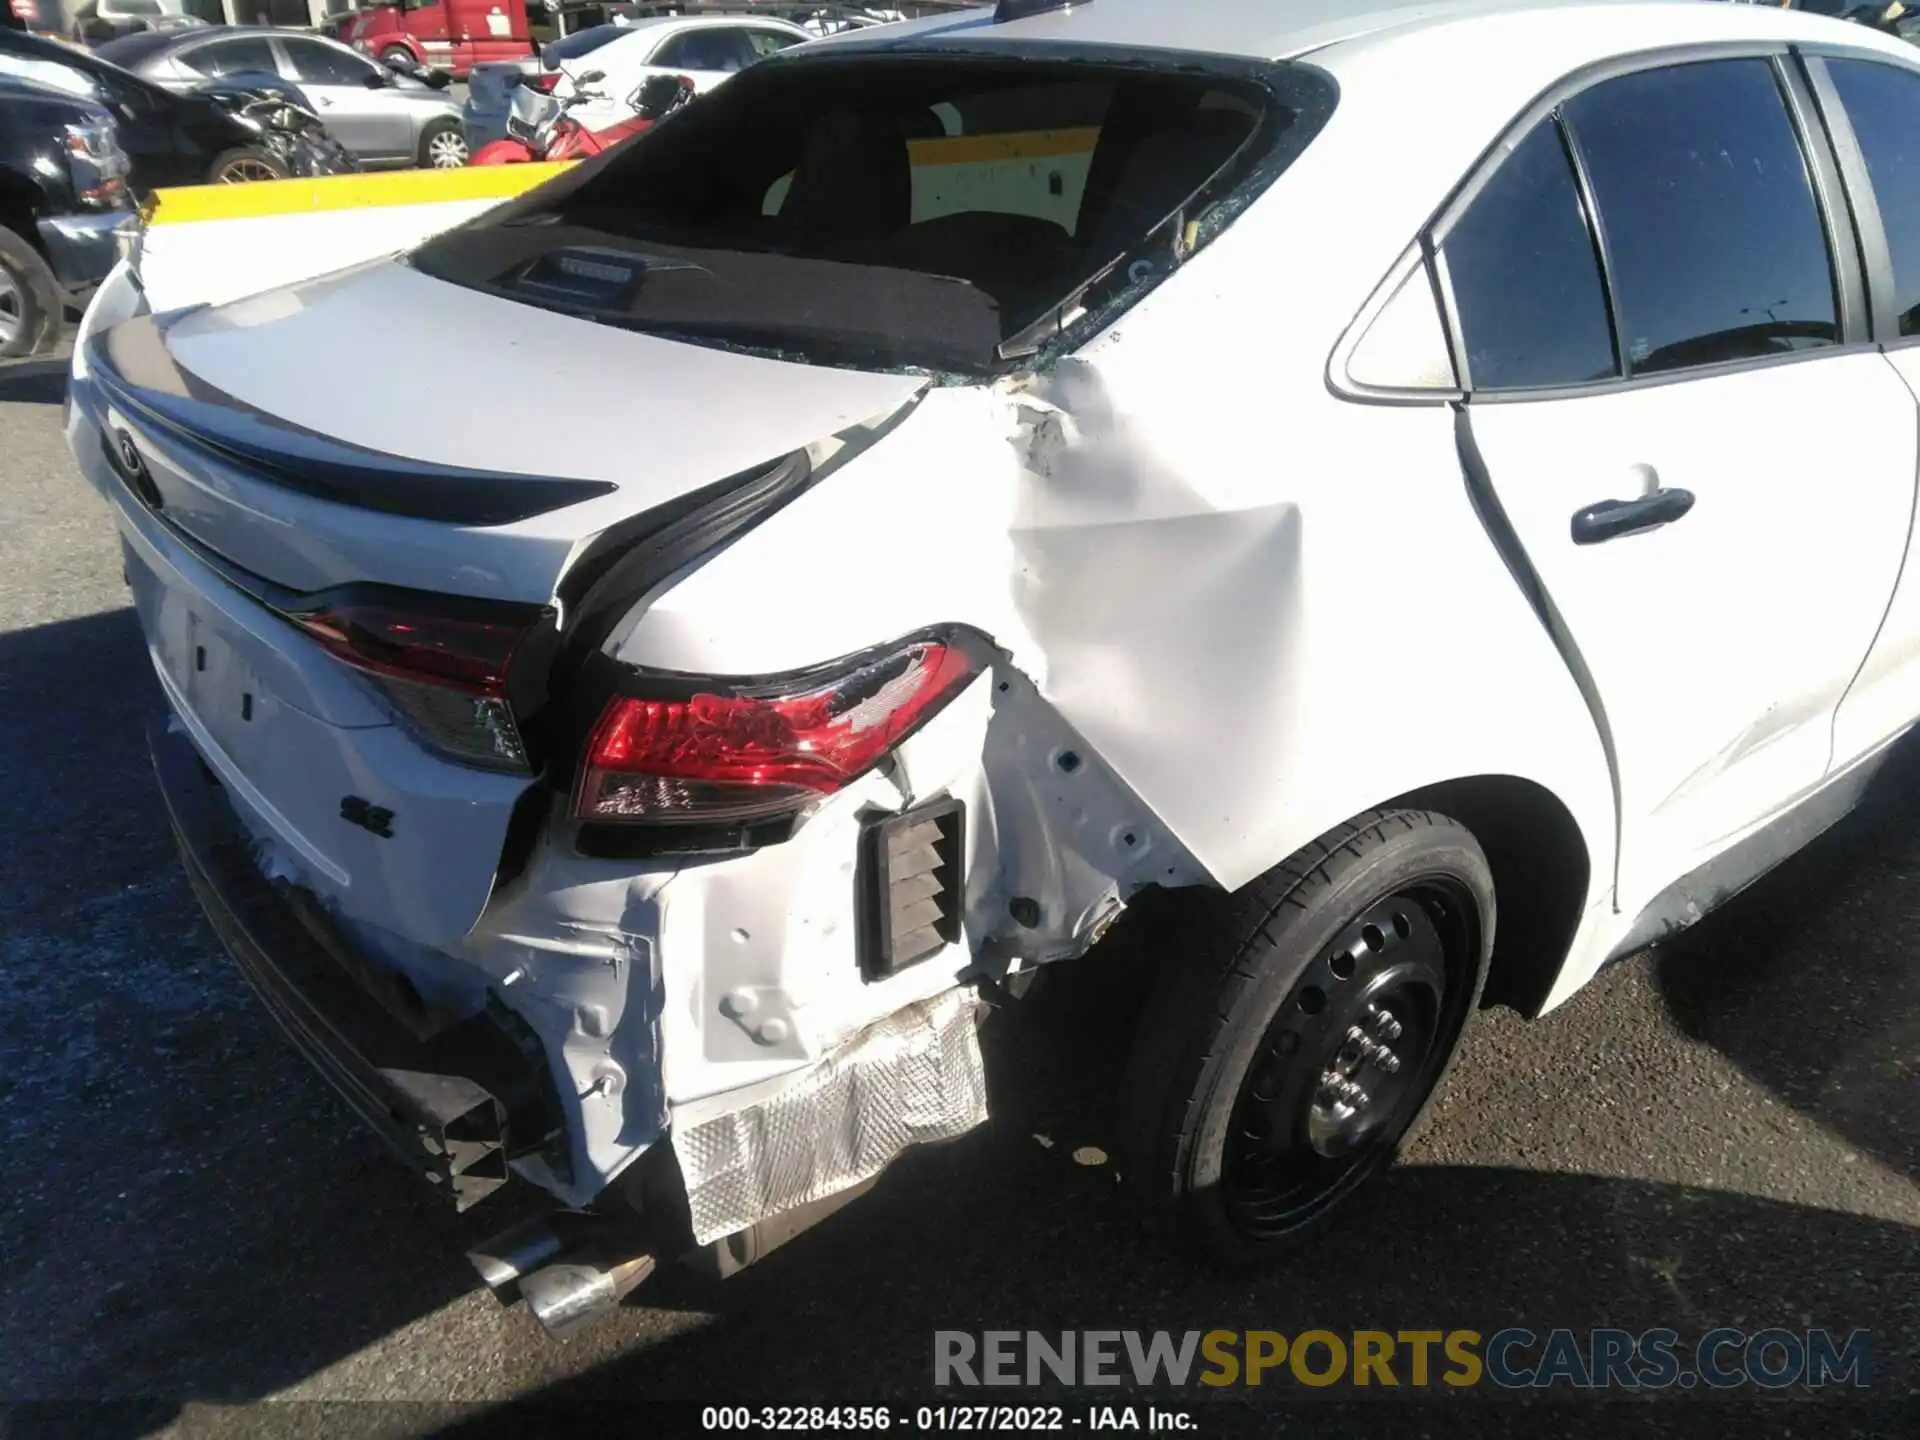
[1449,54,1917,910]
[1811,53,1920,762]
[278,35,410,162]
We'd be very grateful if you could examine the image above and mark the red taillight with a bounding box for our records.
[289,602,529,695]
[577,639,984,825]
[530,71,560,93]
[287,599,544,772]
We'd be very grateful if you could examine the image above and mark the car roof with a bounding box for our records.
[99,22,235,52]
[603,12,811,36]
[93,28,193,63]
[800,0,1902,62]
[114,23,357,50]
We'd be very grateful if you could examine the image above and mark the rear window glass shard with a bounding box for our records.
[409,54,1337,375]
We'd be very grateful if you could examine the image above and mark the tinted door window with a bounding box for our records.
[1825,58,1920,337]
[1564,59,1838,376]
[1442,119,1618,389]
[743,28,800,59]
[282,36,379,87]
[180,36,276,78]
[654,28,752,73]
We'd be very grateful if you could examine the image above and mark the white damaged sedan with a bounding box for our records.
[66,0,1920,1332]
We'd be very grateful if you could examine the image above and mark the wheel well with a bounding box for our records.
[1387,775,1590,1018]
[0,169,45,254]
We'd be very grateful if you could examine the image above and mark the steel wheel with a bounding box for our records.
[1220,880,1472,1240]
[1118,808,1492,1264]
[0,262,20,351]
[425,128,469,168]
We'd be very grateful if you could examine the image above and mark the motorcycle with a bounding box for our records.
[471,70,694,165]
[192,72,360,182]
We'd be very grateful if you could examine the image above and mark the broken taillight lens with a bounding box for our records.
[288,599,544,772]
[576,637,986,825]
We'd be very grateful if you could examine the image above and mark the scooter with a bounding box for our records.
[471,71,694,165]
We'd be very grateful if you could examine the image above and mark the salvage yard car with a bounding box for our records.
[98,27,470,169]
[64,0,1920,1334]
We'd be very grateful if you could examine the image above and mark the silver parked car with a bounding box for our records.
[96,26,468,168]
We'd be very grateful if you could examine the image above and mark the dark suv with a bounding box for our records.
[0,74,132,357]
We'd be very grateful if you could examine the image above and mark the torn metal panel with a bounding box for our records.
[963,669,1208,968]
[456,838,677,1208]
[675,986,989,1247]
[648,691,990,1110]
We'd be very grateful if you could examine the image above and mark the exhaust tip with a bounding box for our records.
[519,1251,657,1340]
[466,1213,567,1292]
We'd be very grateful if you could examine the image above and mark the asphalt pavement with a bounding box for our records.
[1,355,1915,1436]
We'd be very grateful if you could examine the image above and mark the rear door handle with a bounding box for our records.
[1570,486,1695,545]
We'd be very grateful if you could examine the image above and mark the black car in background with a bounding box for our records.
[0,27,289,191]
[0,73,132,356]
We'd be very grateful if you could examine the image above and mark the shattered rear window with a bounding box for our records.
[410,53,1336,375]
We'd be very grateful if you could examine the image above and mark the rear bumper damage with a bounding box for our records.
[76,259,1217,1327]
[76,331,1042,1277]
[674,986,988,1248]
[149,712,565,1211]
[151,692,995,1277]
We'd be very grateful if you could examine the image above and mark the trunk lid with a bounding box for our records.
[83,260,925,951]
[90,258,928,603]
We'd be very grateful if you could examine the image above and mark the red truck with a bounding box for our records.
[329,0,531,79]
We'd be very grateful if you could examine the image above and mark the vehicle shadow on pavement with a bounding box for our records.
[0,608,541,1416]
[1650,733,1920,1186]
[427,1053,1919,1414]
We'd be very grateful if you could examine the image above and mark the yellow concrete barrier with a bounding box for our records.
[147,163,575,227]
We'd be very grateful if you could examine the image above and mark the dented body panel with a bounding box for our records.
[66,0,1920,1295]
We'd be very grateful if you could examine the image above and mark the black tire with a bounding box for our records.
[1118,809,1493,1267]
[418,117,469,170]
[208,147,290,185]
[379,45,416,70]
[0,221,61,360]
